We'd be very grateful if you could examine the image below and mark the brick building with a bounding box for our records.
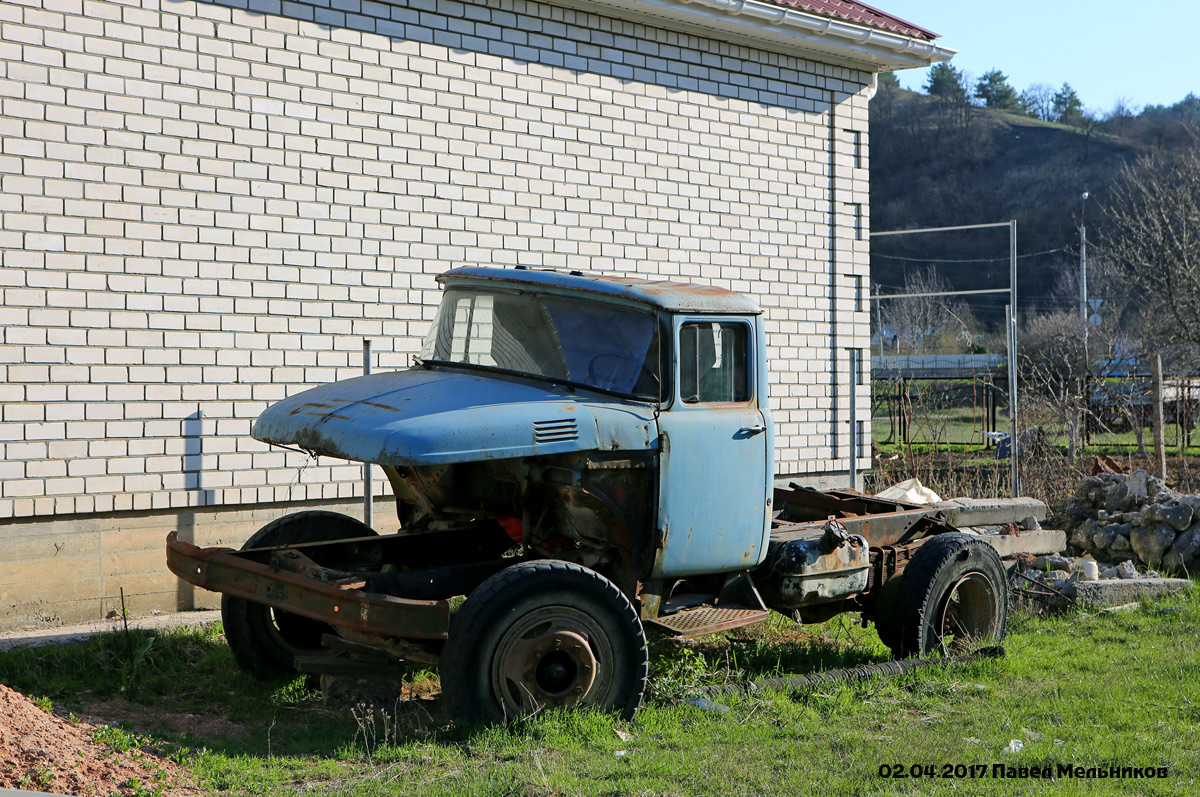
[0,0,950,629]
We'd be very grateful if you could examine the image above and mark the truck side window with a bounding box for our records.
[679,321,749,403]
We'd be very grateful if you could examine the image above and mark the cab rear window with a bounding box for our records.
[679,322,749,403]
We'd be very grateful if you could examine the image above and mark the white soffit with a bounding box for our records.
[563,0,956,72]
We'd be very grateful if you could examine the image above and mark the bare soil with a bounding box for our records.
[0,683,203,796]
[77,698,251,745]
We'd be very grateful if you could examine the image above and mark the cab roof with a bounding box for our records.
[439,267,762,315]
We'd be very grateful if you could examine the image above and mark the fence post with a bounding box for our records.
[989,380,997,439]
[1153,353,1166,481]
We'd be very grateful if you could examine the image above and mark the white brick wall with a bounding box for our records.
[0,0,873,521]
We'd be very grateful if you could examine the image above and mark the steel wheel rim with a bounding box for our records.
[491,606,610,719]
[266,608,314,654]
[937,571,999,655]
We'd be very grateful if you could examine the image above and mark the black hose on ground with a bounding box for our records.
[699,646,1005,700]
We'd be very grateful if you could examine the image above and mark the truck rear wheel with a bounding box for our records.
[440,560,648,723]
[887,533,1008,658]
[221,510,378,678]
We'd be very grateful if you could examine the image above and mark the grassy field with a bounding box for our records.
[873,399,1200,461]
[2,589,1198,796]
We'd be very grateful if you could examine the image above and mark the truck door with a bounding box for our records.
[652,316,772,579]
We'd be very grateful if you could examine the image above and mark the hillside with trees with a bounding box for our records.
[870,64,1200,477]
[870,65,1200,330]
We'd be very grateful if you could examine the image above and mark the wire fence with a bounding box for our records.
[872,376,1010,454]
[872,371,1200,480]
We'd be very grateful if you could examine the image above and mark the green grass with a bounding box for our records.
[1,592,1198,795]
[874,414,1200,466]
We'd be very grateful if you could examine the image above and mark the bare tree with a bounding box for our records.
[1018,310,1139,457]
[1105,96,1139,140]
[1102,143,1200,366]
[1019,83,1055,121]
[875,268,976,354]
[1101,141,1200,473]
[1018,311,1089,403]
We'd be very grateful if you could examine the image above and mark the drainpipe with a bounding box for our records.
[363,339,373,530]
[847,348,859,491]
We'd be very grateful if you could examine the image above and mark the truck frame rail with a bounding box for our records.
[166,532,450,640]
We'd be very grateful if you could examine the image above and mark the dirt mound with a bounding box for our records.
[0,683,202,796]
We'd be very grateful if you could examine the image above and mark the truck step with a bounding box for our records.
[647,606,768,638]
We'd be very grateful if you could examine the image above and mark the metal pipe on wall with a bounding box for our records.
[363,338,373,530]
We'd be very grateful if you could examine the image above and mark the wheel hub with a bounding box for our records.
[494,613,601,716]
[938,571,998,654]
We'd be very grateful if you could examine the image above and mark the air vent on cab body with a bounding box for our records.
[533,418,578,444]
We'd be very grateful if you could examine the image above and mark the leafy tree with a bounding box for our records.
[1052,83,1085,125]
[974,69,1020,111]
[1126,94,1200,148]
[924,63,968,105]
[877,71,900,92]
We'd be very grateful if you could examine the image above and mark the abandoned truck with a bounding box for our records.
[167,267,1009,721]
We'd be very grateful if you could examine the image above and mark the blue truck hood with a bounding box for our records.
[252,368,656,465]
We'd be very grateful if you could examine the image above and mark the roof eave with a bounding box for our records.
[562,0,955,72]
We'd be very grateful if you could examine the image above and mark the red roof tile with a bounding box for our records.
[763,0,938,41]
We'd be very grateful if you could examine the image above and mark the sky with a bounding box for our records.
[875,0,1199,114]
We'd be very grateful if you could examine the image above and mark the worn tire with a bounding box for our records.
[221,510,377,678]
[887,533,1009,658]
[440,560,648,723]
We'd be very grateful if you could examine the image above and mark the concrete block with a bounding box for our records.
[935,497,1048,527]
[1073,578,1194,609]
[971,529,1067,558]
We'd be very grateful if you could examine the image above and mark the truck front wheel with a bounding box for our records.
[886,533,1009,658]
[440,560,648,723]
[221,510,378,678]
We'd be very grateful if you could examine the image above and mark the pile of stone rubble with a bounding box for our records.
[1013,553,1158,605]
[1051,469,1200,574]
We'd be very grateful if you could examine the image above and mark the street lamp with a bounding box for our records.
[1078,191,1090,455]
[1080,191,1089,323]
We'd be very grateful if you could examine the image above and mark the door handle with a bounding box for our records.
[738,424,766,436]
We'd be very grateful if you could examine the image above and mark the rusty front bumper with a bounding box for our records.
[166,532,450,640]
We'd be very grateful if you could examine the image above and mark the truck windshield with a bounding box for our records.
[419,288,662,401]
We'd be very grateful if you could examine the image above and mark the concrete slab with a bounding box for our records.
[966,528,1067,557]
[1074,578,1194,609]
[934,497,1047,527]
